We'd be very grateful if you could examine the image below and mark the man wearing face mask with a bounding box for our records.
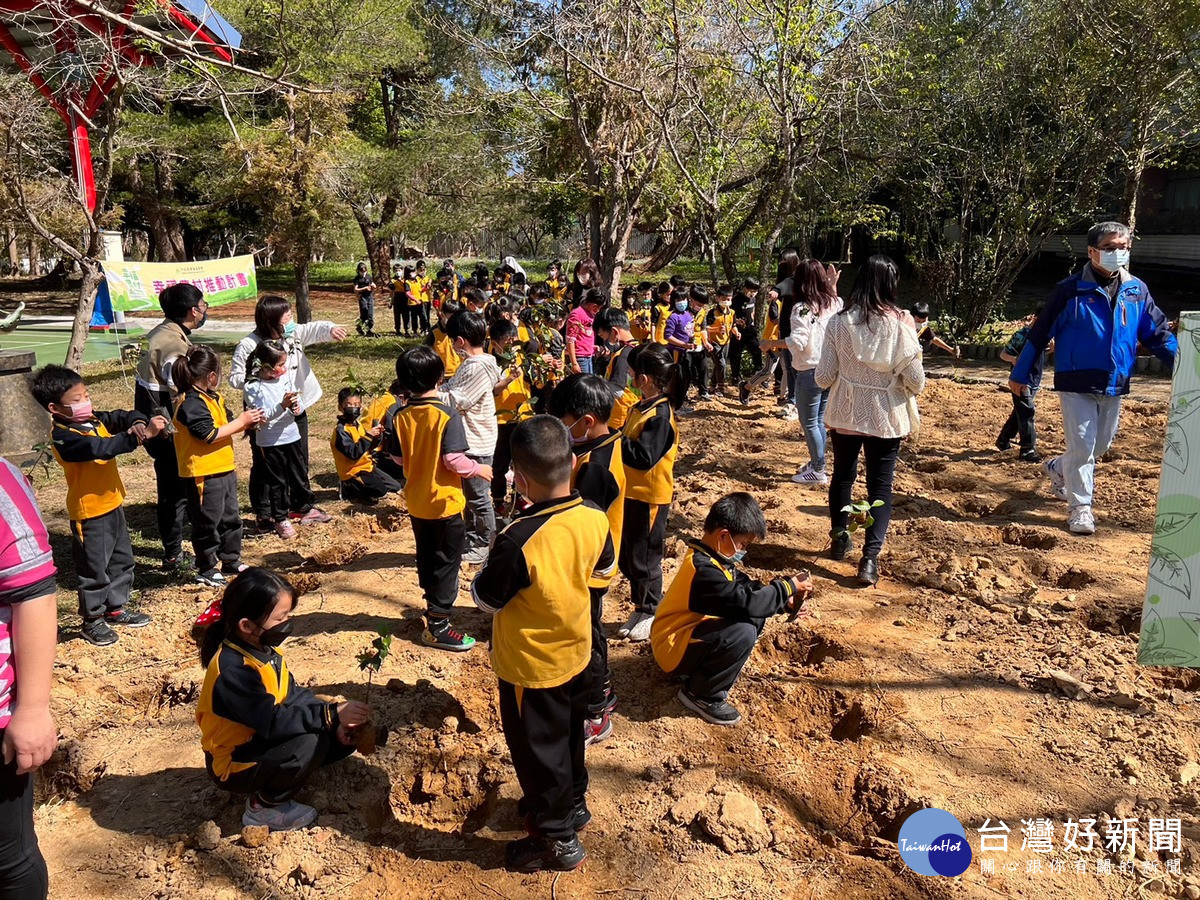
[1009,221,1177,536]
[135,284,208,576]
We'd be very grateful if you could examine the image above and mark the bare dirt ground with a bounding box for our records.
[24,329,1198,900]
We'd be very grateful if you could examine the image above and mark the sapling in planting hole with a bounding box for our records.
[353,627,392,754]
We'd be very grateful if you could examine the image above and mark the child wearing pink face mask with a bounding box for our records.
[31,364,169,646]
[243,341,306,540]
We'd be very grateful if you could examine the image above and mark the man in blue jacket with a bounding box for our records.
[1008,221,1177,536]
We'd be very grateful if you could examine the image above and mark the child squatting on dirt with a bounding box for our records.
[651,492,813,726]
[196,567,372,832]
[471,415,616,873]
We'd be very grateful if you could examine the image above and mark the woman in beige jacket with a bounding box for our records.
[815,255,924,586]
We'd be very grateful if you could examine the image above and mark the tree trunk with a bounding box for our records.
[65,261,102,369]
[27,239,38,275]
[294,255,312,323]
[5,227,17,271]
[644,228,693,272]
[1125,142,1148,234]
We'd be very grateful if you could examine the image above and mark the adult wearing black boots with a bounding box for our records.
[814,255,924,586]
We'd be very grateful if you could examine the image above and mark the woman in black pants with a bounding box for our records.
[814,255,925,586]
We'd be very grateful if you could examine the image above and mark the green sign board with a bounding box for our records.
[1140,311,1200,666]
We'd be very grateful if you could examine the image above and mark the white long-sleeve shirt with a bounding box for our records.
[244,375,301,446]
[786,300,842,371]
[439,353,500,458]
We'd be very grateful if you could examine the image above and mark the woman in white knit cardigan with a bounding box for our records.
[815,255,925,586]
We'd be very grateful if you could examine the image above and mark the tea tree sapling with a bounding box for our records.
[839,499,885,535]
[353,627,392,754]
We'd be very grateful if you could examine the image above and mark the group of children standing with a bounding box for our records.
[30,266,818,873]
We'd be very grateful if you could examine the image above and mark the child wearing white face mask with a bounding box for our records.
[32,364,170,646]
[243,341,306,540]
[704,285,736,395]
[651,492,812,727]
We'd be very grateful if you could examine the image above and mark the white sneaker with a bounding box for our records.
[617,610,654,641]
[792,466,828,485]
[1043,458,1068,501]
[1067,506,1096,535]
[774,405,798,420]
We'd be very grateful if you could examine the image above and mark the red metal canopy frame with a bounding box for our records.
[0,0,237,211]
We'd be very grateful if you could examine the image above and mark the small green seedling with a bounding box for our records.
[840,499,885,534]
[356,626,393,705]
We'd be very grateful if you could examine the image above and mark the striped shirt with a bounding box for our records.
[439,353,500,458]
[0,457,57,728]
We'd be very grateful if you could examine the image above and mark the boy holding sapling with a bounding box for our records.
[651,492,813,726]
[471,415,616,872]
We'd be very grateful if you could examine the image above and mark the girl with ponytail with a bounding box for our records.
[196,568,371,832]
[172,346,265,587]
[617,344,682,642]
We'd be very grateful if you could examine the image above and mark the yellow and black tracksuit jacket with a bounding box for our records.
[572,431,626,589]
[621,394,678,506]
[471,492,616,689]
[173,389,236,478]
[331,415,378,481]
[490,343,534,425]
[761,300,781,342]
[547,278,567,302]
[198,638,338,781]
[366,390,396,428]
[651,540,798,674]
[706,307,734,346]
[631,307,653,343]
[385,396,468,520]
[652,302,672,344]
[50,411,145,521]
[604,341,639,430]
[406,279,424,307]
[426,325,461,378]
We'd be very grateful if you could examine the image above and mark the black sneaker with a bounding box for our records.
[677,688,742,726]
[220,561,249,576]
[505,834,586,873]
[106,609,151,627]
[421,618,476,652]
[196,568,228,587]
[1019,450,1040,462]
[995,440,1012,452]
[738,381,750,405]
[829,530,851,561]
[81,618,119,646]
[573,799,592,832]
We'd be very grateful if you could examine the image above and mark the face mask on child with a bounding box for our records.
[567,418,591,445]
[719,300,732,309]
[344,406,361,420]
[256,619,293,647]
[283,321,296,337]
[675,300,688,312]
[65,400,93,422]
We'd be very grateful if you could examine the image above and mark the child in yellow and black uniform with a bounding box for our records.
[197,568,372,832]
[705,285,736,395]
[386,346,492,651]
[332,388,401,502]
[618,344,682,642]
[652,493,812,726]
[31,365,167,646]
[471,415,615,873]
[549,375,625,746]
[413,259,433,334]
[426,298,465,380]
[365,380,407,485]
[630,282,654,343]
[489,318,534,514]
[593,307,639,430]
[172,346,266,588]
[651,281,673,345]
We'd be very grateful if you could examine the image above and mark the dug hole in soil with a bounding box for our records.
[29,348,1200,899]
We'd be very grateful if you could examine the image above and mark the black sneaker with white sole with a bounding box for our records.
[505,834,586,872]
[677,688,742,726]
[105,609,152,627]
[81,618,119,646]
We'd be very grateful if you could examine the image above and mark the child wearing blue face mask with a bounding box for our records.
[197,568,373,832]
[651,492,812,727]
